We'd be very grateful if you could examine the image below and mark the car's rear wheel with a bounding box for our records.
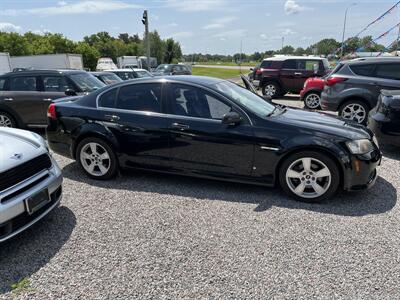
[76,137,118,180]
[262,82,281,98]
[0,111,16,128]
[339,100,369,124]
[304,92,321,110]
[279,151,340,202]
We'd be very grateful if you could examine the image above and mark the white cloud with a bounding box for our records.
[213,29,246,39]
[168,31,193,39]
[0,1,141,16]
[284,0,310,15]
[260,33,268,40]
[166,0,227,12]
[30,29,52,35]
[169,22,178,27]
[203,16,237,30]
[0,22,22,32]
[282,28,296,35]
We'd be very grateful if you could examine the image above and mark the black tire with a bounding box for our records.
[303,92,321,110]
[262,82,281,98]
[0,111,16,128]
[76,137,118,180]
[278,151,340,203]
[339,99,369,124]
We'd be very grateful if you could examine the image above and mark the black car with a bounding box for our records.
[91,71,123,85]
[368,89,400,146]
[153,64,191,76]
[46,76,381,202]
[321,57,400,124]
[0,69,105,128]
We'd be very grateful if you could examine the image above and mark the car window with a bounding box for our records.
[296,60,318,71]
[43,76,74,92]
[170,84,231,119]
[282,59,296,69]
[260,61,273,68]
[98,88,117,108]
[0,78,5,91]
[69,73,105,92]
[116,83,161,113]
[350,64,375,77]
[375,64,400,80]
[10,76,37,91]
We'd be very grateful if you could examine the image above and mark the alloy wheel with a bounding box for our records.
[80,142,111,177]
[341,103,366,123]
[0,114,13,127]
[264,84,277,97]
[305,93,321,109]
[285,157,331,199]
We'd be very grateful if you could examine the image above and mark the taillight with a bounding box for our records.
[47,103,56,119]
[256,68,264,75]
[325,77,347,86]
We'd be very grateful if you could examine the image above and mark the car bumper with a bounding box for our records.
[342,149,381,191]
[321,92,340,111]
[368,111,400,147]
[300,89,306,100]
[0,156,63,242]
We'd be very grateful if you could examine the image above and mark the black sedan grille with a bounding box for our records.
[0,154,52,192]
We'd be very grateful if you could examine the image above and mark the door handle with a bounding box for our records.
[4,98,13,101]
[171,122,189,130]
[43,98,52,101]
[105,114,120,122]
[294,72,303,76]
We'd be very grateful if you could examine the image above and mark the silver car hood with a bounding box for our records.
[0,128,48,173]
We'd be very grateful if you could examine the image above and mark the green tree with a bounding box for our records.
[74,42,100,71]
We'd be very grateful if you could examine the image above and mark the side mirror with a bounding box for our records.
[250,68,254,71]
[222,112,242,126]
[65,89,77,96]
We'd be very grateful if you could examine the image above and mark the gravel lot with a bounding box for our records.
[0,98,399,299]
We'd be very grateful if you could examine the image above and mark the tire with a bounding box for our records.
[279,151,340,203]
[76,137,118,180]
[339,100,369,124]
[303,92,321,110]
[0,111,16,128]
[262,82,281,98]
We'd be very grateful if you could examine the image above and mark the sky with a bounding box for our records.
[1,0,400,54]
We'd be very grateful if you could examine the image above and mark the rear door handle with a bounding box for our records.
[105,114,120,122]
[294,72,303,76]
[43,98,52,101]
[171,122,189,130]
[4,98,13,101]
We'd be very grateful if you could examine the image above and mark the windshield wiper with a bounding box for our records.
[267,106,279,117]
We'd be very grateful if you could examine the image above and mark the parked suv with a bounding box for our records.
[259,56,330,98]
[321,57,400,124]
[0,69,105,128]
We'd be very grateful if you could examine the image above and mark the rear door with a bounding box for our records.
[280,59,297,92]
[295,59,320,91]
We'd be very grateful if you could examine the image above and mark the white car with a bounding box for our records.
[105,68,153,80]
[0,127,63,242]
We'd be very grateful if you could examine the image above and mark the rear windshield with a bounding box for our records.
[114,71,135,80]
[260,60,276,68]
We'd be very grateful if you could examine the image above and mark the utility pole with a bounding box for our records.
[239,39,242,73]
[282,37,284,51]
[142,10,150,71]
[341,3,357,58]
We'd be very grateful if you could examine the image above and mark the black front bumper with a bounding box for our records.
[368,111,400,147]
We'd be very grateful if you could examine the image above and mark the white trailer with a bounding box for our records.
[0,53,12,75]
[10,53,83,70]
[117,56,141,69]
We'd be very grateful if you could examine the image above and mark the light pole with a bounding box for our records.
[341,3,357,58]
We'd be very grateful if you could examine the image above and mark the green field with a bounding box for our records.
[191,66,248,79]
[195,61,256,67]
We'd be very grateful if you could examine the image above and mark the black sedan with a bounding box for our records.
[368,89,400,147]
[46,76,381,202]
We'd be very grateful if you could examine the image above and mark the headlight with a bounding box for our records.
[346,139,374,154]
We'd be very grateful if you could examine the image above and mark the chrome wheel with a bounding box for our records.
[0,114,13,127]
[285,157,331,199]
[264,84,277,97]
[304,93,321,109]
[341,103,366,123]
[80,142,111,177]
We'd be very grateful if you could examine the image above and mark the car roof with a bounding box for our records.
[131,68,149,72]
[263,56,325,61]
[344,57,400,65]
[91,71,117,75]
[4,69,85,76]
[105,69,134,72]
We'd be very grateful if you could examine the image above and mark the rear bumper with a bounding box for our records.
[0,157,63,242]
[368,111,400,147]
[321,92,341,111]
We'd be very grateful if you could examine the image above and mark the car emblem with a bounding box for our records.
[10,153,23,160]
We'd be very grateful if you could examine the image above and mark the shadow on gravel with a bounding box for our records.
[63,162,397,217]
[0,206,76,294]
[381,144,400,160]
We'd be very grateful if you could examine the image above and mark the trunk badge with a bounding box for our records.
[11,153,23,160]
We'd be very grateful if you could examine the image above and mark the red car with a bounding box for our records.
[300,77,325,109]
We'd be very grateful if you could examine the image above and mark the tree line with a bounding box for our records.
[0,31,182,70]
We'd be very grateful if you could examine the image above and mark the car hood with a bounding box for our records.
[0,128,48,173]
[275,108,371,140]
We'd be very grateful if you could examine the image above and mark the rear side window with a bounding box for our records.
[0,78,5,91]
[260,61,272,68]
[98,88,117,108]
[350,64,375,77]
[10,76,37,91]
[375,64,400,80]
[297,60,319,71]
[282,59,296,69]
[116,83,162,113]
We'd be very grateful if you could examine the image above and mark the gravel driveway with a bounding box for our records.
[0,100,399,299]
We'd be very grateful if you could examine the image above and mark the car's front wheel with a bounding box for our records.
[279,151,340,202]
[0,111,16,128]
[304,92,321,110]
[339,100,369,124]
[76,137,118,180]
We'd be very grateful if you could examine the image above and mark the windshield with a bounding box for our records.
[212,80,276,118]
[69,73,105,92]
[100,73,122,85]
[155,64,170,71]
[114,71,135,80]
[135,70,153,78]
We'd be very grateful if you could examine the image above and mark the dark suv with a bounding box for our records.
[321,57,400,124]
[152,64,192,76]
[0,69,105,128]
[258,56,330,98]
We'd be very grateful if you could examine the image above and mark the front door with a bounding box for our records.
[166,83,254,178]
[97,82,171,170]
